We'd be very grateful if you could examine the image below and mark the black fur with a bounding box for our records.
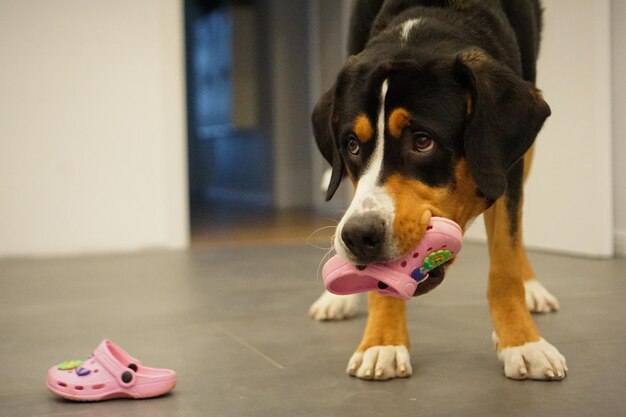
[312,0,550,206]
[312,89,344,201]
[454,48,550,200]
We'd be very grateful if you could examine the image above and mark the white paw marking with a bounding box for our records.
[309,291,359,321]
[492,332,568,380]
[347,345,412,381]
[524,280,560,313]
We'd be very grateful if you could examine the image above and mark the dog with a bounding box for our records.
[309,0,567,381]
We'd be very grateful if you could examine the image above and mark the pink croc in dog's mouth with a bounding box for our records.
[322,217,463,301]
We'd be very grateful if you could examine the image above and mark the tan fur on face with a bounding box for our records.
[385,159,487,255]
[388,108,411,138]
[353,114,374,143]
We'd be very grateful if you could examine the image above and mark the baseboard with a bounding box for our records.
[615,230,626,257]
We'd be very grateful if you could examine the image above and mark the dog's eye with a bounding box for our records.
[347,136,360,155]
[412,132,434,153]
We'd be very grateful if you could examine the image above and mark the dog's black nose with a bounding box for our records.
[341,214,385,262]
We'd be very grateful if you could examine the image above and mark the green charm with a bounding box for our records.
[422,249,453,272]
[57,360,83,371]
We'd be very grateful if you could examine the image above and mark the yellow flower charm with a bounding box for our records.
[57,360,83,371]
[423,249,453,271]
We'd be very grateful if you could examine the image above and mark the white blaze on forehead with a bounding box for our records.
[335,79,398,260]
[400,18,422,43]
[367,79,387,182]
[349,79,388,209]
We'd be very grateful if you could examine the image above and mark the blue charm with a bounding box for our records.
[75,367,91,377]
[410,267,427,283]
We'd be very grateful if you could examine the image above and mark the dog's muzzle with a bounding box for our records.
[340,213,386,263]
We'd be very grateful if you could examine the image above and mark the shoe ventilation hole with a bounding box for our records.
[442,245,447,248]
[426,226,433,230]
[75,386,84,390]
[57,382,67,387]
[427,247,432,251]
[401,261,407,267]
[93,384,105,390]
[413,252,419,258]
[93,369,99,373]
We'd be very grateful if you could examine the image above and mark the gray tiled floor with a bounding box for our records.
[1,243,625,417]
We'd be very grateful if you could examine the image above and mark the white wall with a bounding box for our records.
[611,0,626,256]
[265,0,314,209]
[0,0,188,257]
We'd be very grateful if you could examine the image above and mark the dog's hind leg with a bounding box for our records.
[501,1,558,310]
[309,291,360,321]
[484,162,567,380]
[485,148,559,313]
[519,147,560,313]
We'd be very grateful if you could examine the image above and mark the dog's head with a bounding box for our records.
[313,49,550,264]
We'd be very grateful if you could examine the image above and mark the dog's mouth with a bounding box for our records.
[373,264,447,297]
[413,265,446,296]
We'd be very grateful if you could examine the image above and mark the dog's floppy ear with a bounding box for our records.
[312,87,344,201]
[454,49,551,200]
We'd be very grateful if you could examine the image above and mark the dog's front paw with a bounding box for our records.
[524,280,560,313]
[309,291,359,321]
[347,345,412,381]
[492,332,567,380]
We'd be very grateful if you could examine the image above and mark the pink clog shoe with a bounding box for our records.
[47,339,176,401]
[322,217,463,300]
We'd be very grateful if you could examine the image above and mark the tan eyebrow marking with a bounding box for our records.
[388,107,411,138]
[353,113,374,143]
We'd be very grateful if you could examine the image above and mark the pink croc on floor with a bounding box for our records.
[47,339,176,401]
[322,217,463,301]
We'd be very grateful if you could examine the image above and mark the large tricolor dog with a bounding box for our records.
[309,0,567,381]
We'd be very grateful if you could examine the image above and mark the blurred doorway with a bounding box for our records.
[184,0,334,247]
[185,0,272,210]
[185,0,275,245]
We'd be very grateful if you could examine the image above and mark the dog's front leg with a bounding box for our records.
[347,292,412,380]
[485,196,567,380]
